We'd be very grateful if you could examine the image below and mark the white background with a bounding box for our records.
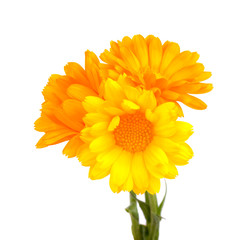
[1,0,245,239]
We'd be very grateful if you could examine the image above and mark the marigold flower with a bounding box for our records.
[79,77,193,194]
[35,51,103,157]
[100,34,213,114]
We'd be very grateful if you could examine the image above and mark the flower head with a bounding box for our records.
[100,35,213,114]
[35,51,102,157]
[79,77,193,194]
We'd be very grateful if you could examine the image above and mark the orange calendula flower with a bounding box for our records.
[79,77,193,194]
[35,51,102,157]
[100,34,213,114]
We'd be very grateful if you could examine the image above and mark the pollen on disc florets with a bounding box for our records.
[113,112,153,153]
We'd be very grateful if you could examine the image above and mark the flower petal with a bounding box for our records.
[160,42,180,73]
[110,151,133,191]
[89,134,115,153]
[149,37,163,72]
[132,152,149,190]
[67,84,97,101]
[104,79,125,105]
[132,34,148,68]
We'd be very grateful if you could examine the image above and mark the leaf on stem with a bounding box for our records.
[130,192,151,222]
[157,179,167,216]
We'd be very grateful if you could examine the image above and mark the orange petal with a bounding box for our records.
[120,47,140,73]
[179,94,207,110]
[160,42,180,73]
[169,63,205,83]
[172,83,213,94]
[34,114,64,132]
[67,84,97,101]
[149,37,162,72]
[63,135,84,158]
[62,99,86,122]
[64,62,90,86]
[36,129,76,148]
[132,34,148,68]
[85,50,101,92]
[162,90,180,101]
[194,71,212,82]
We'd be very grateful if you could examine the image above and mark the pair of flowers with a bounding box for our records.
[35,34,212,194]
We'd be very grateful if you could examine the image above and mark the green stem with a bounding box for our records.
[145,192,159,240]
[129,191,141,240]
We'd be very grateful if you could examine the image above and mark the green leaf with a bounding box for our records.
[139,224,149,240]
[125,205,139,222]
[157,179,167,216]
[126,192,141,240]
[130,192,151,222]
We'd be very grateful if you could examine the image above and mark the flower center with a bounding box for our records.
[114,112,153,153]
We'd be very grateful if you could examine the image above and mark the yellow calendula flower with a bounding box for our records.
[100,34,213,114]
[35,51,103,157]
[79,77,193,194]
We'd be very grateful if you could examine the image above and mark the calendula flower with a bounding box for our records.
[100,34,213,114]
[35,51,102,157]
[79,77,193,194]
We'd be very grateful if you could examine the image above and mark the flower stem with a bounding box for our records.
[127,188,166,240]
[145,192,159,240]
[129,191,141,240]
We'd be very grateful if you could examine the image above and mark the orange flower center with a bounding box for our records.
[114,112,153,153]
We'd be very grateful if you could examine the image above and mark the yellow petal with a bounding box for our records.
[83,113,110,126]
[77,145,97,166]
[89,163,110,180]
[167,143,193,165]
[132,152,149,190]
[144,144,169,178]
[123,85,141,103]
[170,121,193,142]
[153,121,177,137]
[96,146,123,167]
[165,162,178,179]
[110,151,132,189]
[89,147,123,180]
[121,99,140,112]
[108,116,120,131]
[152,136,180,153]
[89,134,115,153]
[89,122,109,137]
[121,173,134,192]
[103,106,125,116]
[153,102,179,123]
[137,90,157,110]
[82,96,105,112]
[147,175,160,194]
